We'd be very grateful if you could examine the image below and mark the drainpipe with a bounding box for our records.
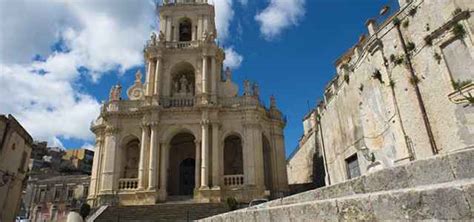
[394,23,439,155]
[316,115,331,186]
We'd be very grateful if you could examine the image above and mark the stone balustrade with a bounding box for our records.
[160,96,195,108]
[118,178,138,190]
[223,174,244,187]
[218,96,260,108]
[165,41,200,49]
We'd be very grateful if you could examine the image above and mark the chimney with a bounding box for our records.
[365,18,378,36]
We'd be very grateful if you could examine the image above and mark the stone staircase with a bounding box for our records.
[93,202,228,222]
[200,148,474,221]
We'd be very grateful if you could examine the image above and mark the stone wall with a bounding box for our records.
[288,0,474,186]
[201,147,474,221]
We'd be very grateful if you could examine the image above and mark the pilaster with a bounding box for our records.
[138,124,150,190]
[148,122,159,190]
[200,119,210,189]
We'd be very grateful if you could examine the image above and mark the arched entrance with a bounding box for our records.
[168,133,196,196]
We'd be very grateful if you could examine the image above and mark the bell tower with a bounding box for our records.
[144,0,224,104]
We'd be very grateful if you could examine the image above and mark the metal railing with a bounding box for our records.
[223,174,244,187]
[118,178,138,190]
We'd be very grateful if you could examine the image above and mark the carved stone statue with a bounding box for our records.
[270,95,277,108]
[150,32,157,45]
[189,83,194,95]
[202,31,208,42]
[159,31,165,42]
[179,75,188,94]
[174,81,179,94]
[244,80,251,96]
[225,67,232,82]
[135,70,142,83]
[252,83,260,98]
[110,84,122,101]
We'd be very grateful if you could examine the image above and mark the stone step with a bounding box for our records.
[201,178,474,221]
[255,148,474,210]
[200,148,474,221]
[95,203,228,222]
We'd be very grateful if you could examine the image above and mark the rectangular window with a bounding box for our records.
[345,154,361,179]
[54,188,61,201]
[18,151,27,173]
[442,38,474,84]
[67,188,74,199]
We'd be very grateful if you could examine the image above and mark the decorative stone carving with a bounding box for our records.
[150,32,157,45]
[109,84,122,102]
[252,83,260,98]
[270,95,277,108]
[127,71,145,101]
[159,31,165,42]
[225,67,232,82]
[243,80,251,96]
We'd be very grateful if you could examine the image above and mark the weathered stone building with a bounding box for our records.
[0,114,33,222]
[88,0,288,206]
[288,0,474,186]
[23,175,90,222]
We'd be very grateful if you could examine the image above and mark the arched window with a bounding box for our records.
[179,18,192,42]
[224,135,243,175]
[122,138,140,178]
[262,135,273,190]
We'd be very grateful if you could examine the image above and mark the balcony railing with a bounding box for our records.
[164,41,200,49]
[118,178,138,191]
[223,174,244,187]
[160,96,195,108]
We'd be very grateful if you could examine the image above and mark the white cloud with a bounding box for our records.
[0,0,243,147]
[224,47,244,69]
[255,0,306,40]
[213,0,234,42]
[237,0,248,6]
[0,0,156,146]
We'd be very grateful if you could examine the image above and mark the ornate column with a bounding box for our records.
[159,143,169,197]
[146,60,153,96]
[211,57,217,102]
[195,139,201,190]
[154,57,161,97]
[202,56,208,94]
[148,123,159,190]
[138,124,150,190]
[89,136,103,200]
[100,127,119,193]
[201,120,209,189]
[211,123,220,189]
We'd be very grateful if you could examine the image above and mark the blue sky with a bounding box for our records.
[0,0,400,157]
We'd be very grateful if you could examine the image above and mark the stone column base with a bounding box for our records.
[194,188,221,203]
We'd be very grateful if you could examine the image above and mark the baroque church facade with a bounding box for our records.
[87,0,288,206]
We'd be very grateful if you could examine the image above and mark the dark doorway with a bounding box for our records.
[179,158,195,195]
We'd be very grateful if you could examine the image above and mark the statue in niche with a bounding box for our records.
[252,83,260,98]
[243,80,251,96]
[225,67,232,81]
[174,81,179,94]
[159,31,165,42]
[189,83,194,95]
[179,75,188,94]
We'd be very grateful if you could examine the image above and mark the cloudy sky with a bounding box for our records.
[0,0,399,155]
